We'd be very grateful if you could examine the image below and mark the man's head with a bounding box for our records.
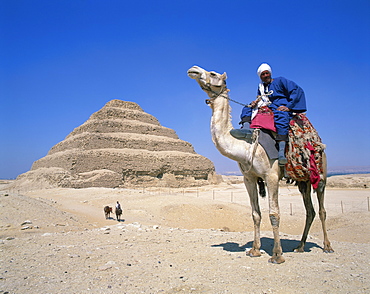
[257,63,272,84]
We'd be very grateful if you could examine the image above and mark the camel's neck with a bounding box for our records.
[210,93,233,133]
[209,92,252,161]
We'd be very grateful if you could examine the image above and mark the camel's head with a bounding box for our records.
[187,65,228,98]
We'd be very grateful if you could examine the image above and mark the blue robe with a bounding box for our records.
[240,77,307,139]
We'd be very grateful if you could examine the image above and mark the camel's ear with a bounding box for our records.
[221,72,227,80]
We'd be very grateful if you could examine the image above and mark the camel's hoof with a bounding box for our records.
[293,247,304,253]
[323,242,334,253]
[324,248,334,253]
[247,249,261,257]
[268,256,285,264]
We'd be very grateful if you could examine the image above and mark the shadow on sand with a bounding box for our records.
[105,217,125,222]
[212,237,322,256]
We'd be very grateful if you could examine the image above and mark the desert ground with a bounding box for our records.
[1,175,370,293]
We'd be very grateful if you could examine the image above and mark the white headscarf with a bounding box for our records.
[252,63,273,119]
[257,63,272,77]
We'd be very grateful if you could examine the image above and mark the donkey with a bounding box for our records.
[104,206,112,219]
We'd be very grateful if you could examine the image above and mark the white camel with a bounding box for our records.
[187,65,333,263]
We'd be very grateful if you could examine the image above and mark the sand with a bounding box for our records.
[1,176,369,293]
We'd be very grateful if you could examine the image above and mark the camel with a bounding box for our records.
[187,65,334,263]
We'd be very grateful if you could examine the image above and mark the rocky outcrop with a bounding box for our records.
[326,174,370,188]
[19,100,220,188]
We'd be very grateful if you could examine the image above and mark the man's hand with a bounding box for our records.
[250,100,258,108]
[277,106,290,112]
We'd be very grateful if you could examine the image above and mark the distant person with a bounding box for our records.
[237,63,307,165]
[115,201,123,221]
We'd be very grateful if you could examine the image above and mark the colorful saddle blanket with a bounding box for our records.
[285,113,326,188]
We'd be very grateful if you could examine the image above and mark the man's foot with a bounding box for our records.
[230,128,253,140]
[278,141,288,165]
[278,156,288,165]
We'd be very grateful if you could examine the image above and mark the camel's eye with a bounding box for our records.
[210,72,217,76]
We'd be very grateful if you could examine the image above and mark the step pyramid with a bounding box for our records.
[17,99,219,188]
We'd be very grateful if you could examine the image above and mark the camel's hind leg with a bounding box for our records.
[295,181,315,252]
[243,175,262,257]
[296,180,334,253]
[316,180,334,253]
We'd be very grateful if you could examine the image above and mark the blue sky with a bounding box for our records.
[1,0,369,179]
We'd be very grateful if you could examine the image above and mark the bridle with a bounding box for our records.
[200,78,250,107]
[201,84,229,105]
[199,73,252,108]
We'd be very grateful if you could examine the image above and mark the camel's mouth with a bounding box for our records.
[187,66,202,79]
[187,71,199,78]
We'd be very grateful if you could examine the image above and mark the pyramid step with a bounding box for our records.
[67,119,178,139]
[32,149,214,178]
[49,132,196,154]
[90,106,160,125]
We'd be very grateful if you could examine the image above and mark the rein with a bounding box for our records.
[202,82,271,108]
[201,83,249,107]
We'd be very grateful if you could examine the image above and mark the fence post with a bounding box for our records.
[290,203,293,216]
[341,201,344,214]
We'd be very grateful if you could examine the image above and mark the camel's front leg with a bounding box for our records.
[267,177,285,264]
[243,176,262,257]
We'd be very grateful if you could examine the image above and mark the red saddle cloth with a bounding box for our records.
[250,106,276,132]
[285,113,325,189]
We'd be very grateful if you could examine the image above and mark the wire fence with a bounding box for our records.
[4,185,370,216]
[129,186,370,216]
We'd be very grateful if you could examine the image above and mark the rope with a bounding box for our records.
[224,96,249,107]
[200,68,273,108]
[238,129,260,175]
[221,90,274,108]
[202,84,250,108]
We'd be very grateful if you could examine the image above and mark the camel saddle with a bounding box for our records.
[285,113,326,183]
[249,113,325,183]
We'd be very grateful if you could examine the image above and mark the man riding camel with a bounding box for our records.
[232,63,307,165]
